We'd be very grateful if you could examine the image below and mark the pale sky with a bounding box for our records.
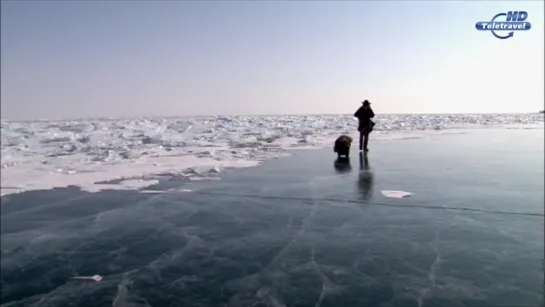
[1,1,544,120]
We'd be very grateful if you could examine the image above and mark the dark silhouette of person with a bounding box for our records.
[357,152,373,202]
[353,100,375,153]
[333,157,352,174]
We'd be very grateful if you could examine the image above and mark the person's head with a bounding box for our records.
[362,100,371,109]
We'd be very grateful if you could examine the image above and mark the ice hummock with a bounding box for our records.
[1,113,542,195]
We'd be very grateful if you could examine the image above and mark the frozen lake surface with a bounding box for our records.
[1,128,543,307]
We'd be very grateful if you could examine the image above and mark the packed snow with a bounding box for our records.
[1,113,543,195]
[381,190,412,198]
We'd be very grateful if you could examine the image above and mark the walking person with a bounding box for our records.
[354,100,375,153]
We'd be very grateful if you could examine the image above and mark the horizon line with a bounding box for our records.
[1,111,542,123]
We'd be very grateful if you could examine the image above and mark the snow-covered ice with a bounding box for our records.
[1,113,543,195]
[381,190,412,198]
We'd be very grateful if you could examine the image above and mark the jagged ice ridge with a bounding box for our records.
[1,113,542,195]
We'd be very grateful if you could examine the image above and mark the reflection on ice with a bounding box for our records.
[358,153,374,202]
[333,157,352,174]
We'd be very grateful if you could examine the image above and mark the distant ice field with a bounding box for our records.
[1,113,543,196]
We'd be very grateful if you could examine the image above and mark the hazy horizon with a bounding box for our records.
[1,111,542,123]
[1,1,544,121]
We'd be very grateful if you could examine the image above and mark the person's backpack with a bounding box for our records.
[369,121,376,132]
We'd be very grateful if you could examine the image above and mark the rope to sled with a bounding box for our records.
[189,191,544,218]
